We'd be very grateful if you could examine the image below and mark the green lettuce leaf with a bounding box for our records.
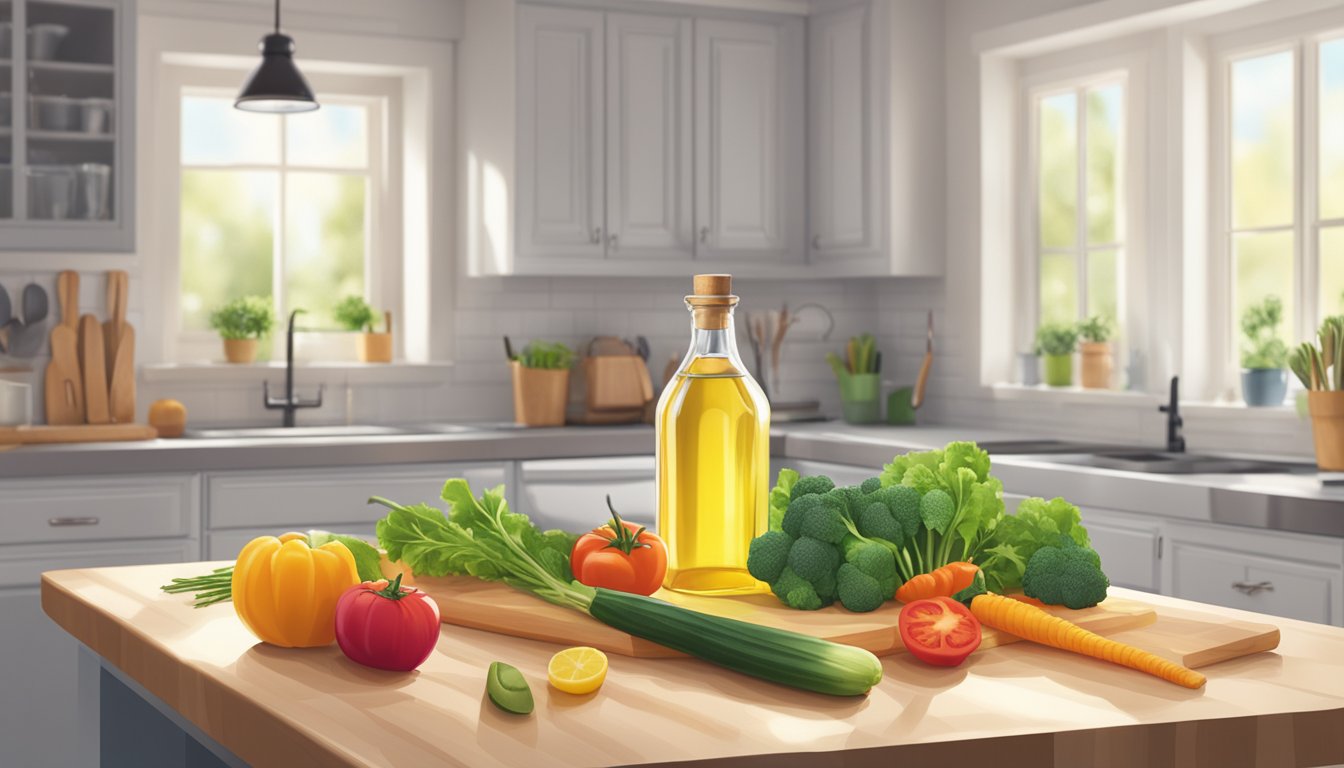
[769,468,800,532]
[305,530,384,582]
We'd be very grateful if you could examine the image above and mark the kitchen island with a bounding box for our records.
[43,562,1344,767]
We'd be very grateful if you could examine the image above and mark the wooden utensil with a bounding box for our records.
[78,315,109,424]
[45,271,84,425]
[911,310,934,409]
[103,270,128,383]
[108,324,136,424]
[0,423,157,445]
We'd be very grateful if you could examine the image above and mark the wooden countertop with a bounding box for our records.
[42,562,1344,768]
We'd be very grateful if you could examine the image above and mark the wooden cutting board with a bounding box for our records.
[1107,614,1280,669]
[78,315,109,424]
[108,324,135,424]
[389,568,1159,659]
[0,423,157,444]
[45,271,84,425]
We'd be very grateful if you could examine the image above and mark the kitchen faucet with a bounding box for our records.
[264,309,323,427]
[1158,375,1185,453]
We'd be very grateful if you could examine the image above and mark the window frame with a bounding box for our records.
[1207,9,1344,399]
[1017,50,1147,375]
[157,64,403,362]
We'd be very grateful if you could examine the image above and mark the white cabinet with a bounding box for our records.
[606,13,693,261]
[808,2,876,257]
[516,456,655,532]
[516,5,605,261]
[694,16,805,263]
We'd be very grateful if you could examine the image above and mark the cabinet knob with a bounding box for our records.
[591,227,602,244]
[48,516,100,527]
[699,226,709,244]
[608,233,619,250]
[1231,580,1274,595]
[812,234,821,250]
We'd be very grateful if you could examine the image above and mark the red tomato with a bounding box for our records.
[571,498,668,596]
[335,574,440,672]
[898,595,982,667]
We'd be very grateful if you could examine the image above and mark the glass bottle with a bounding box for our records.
[656,274,771,595]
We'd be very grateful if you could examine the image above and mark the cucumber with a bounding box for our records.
[486,661,534,715]
[586,588,883,696]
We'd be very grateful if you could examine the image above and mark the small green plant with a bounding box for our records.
[514,341,574,370]
[334,295,379,333]
[1034,322,1079,356]
[209,296,274,340]
[1240,296,1289,370]
[1078,316,1113,343]
[1291,316,1344,390]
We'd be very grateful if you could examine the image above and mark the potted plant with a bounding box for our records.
[1078,316,1114,389]
[510,340,574,427]
[335,295,393,363]
[209,296,274,364]
[1035,322,1079,387]
[1240,296,1289,407]
[1291,316,1344,470]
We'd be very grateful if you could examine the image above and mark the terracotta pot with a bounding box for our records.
[358,333,393,363]
[223,338,258,364]
[1307,391,1344,471]
[1079,342,1112,389]
[1043,354,1073,387]
[511,361,569,427]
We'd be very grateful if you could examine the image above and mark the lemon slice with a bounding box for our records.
[547,646,608,695]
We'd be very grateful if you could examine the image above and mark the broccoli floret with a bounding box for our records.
[799,493,850,544]
[771,567,824,610]
[781,494,819,538]
[812,570,838,604]
[860,477,883,495]
[855,502,903,545]
[825,486,862,516]
[836,563,886,612]
[787,536,840,582]
[1022,541,1110,609]
[919,488,956,534]
[878,485,922,539]
[790,475,835,500]
[846,541,898,598]
[747,530,793,583]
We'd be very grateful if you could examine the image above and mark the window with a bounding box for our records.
[1032,76,1127,332]
[1220,32,1344,360]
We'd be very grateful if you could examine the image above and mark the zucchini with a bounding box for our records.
[587,588,883,696]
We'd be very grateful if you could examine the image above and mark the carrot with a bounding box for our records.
[896,561,981,603]
[961,581,1206,689]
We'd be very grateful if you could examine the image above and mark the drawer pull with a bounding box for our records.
[48,516,100,527]
[1231,580,1274,596]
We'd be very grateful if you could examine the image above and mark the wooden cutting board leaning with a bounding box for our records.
[44,271,84,425]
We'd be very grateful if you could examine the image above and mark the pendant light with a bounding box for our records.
[234,0,319,113]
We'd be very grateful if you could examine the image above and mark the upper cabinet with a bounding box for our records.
[0,0,134,252]
[463,0,942,278]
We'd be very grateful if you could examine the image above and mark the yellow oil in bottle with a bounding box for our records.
[657,275,771,595]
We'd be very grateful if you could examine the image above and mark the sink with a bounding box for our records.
[976,439,1133,454]
[1058,451,1313,475]
[183,425,420,440]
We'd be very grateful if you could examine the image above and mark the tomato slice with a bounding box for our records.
[898,595,982,667]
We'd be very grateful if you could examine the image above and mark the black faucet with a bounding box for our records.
[264,309,323,427]
[1158,375,1185,453]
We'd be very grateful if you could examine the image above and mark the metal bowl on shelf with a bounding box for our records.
[25,166,76,220]
[29,95,80,132]
[76,163,111,220]
[79,98,113,134]
[0,23,12,59]
[26,24,68,61]
[0,93,10,129]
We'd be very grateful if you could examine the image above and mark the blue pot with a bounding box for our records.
[1241,368,1288,407]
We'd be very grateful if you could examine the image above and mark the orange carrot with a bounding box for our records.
[896,561,981,603]
[965,588,1205,689]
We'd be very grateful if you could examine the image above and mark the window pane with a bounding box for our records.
[1322,226,1344,319]
[284,172,367,328]
[1231,52,1295,230]
[1040,252,1078,326]
[1039,92,1078,249]
[1086,84,1123,245]
[1322,39,1344,221]
[1234,230,1295,346]
[1086,248,1120,326]
[286,104,369,169]
[181,95,281,165]
[180,170,275,331]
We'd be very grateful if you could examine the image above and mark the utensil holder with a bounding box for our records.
[1307,391,1344,471]
[511,361,569,427]
[839,373,881,424]
[358,333,392,363]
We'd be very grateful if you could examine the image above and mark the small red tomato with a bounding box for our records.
[571,497,668,596]
[898,595,982,667]
[334,574,440,671]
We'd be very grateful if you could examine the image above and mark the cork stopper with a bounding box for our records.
[687,274,736,330]
[693,274,732,297]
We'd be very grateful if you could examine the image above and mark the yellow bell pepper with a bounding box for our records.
[231,535,359,648]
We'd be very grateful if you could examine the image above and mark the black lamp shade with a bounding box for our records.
[235,34,319,113]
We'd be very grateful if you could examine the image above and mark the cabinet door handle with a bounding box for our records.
[591,227,602,244]
[812,234,821,250]
[699,226,709,244]
[48,516,100,527]
[607,233,619,250]
[1231,580,1274,595]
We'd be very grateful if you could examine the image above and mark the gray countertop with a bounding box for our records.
[3,419,1341,538]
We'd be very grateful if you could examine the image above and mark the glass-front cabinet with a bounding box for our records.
[0,0,133,251]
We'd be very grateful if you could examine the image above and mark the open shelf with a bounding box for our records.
[28,60,112,74]
[28,129,112,142]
